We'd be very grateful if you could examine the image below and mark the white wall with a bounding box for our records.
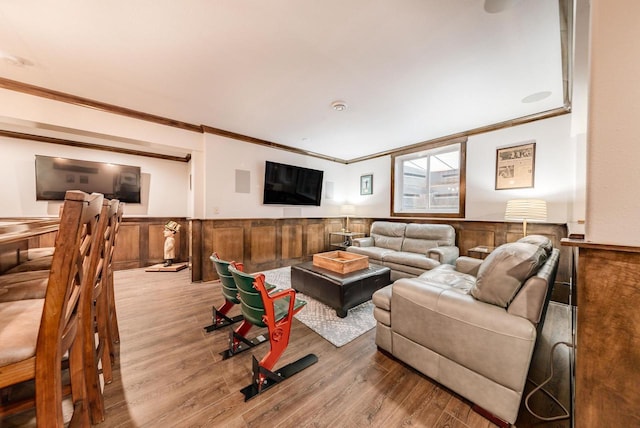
[0,111,583,224]
[203,133,348,219]
[337,114,580,224]
[584,0,640,246]
[0,74,585,224]
[466,114,575,223]
[0,137,190,217]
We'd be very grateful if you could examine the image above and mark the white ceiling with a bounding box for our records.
[0,0,566,161]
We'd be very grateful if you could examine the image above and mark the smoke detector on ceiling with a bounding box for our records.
[331,101,348,111]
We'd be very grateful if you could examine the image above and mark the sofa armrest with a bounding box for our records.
[455,256,482,276]
[351,236,373,247]
[428,246,459,264]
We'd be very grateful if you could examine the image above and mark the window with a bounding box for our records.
[391,139,466,217]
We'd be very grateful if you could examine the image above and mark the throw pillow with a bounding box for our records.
[470,242,548,307]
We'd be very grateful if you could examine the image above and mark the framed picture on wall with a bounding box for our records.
[360,174,373,195]
[495,141,536,190]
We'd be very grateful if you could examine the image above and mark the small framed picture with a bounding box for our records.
[360,174,373,195]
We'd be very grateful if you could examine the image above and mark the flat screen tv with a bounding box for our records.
[35,155,142,203]
[263,161,323,206]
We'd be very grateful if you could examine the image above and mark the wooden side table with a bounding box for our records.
[329,231,364,249]
[467,246,495,259]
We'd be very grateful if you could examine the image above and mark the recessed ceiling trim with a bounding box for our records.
[0,129,191,163]
[346,105,571,164]
[201,125,347,164]
[0,77,202,133]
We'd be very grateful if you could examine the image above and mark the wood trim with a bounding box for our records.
[2,77,571,166]
[390,138,467,219]
[201,125,347,164]
[0,129,191,163]
[573,247,640,427]
[561,237,640,253]
[0,77,201,132]
[347,106,571,164]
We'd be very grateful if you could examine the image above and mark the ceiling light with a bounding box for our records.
[521,91,552,103]
[331,101,348,111]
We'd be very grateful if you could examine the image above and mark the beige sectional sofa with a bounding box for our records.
[371,235,560,425]
[346,221,459,281]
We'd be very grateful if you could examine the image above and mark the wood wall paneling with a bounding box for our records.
[212,226,245,262]
[574,247,640,427]
[112,223,140,270]
[190,220,203,282]
[305,223,326,255]
[281,224,303,260]
[111,218,188,270]
[458,229,496,256]
[250,225,277,264]
[97,217,569,286]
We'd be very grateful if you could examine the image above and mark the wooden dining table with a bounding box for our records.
[0,218,59,274]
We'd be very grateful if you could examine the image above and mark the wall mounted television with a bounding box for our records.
[263,161,324,206]
[35,155,142,203]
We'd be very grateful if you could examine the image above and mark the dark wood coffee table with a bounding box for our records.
[290,261,391,317]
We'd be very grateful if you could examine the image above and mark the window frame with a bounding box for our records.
[390,137,467,218]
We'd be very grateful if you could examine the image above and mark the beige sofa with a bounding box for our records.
[347,221,458,281]
[371,235,560,425]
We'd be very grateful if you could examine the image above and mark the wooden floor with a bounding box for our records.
[3,267,572,427]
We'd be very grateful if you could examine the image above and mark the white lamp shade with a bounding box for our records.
[504,199,547,221]
[341,204,356,215]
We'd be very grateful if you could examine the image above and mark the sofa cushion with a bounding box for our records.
[471,242,548,307]
[401,224,455,254]
[370,221,406,251]
[0,299,44,366]
[383,251,440,271]
[345,245,394,262]
[418,264,476,294]
[517,234,553,255]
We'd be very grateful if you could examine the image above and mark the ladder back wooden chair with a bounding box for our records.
[106,201,124,353]
[0,190,105,427]
[80,198,119,424]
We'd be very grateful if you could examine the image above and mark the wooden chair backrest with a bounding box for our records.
[35,190,106,423]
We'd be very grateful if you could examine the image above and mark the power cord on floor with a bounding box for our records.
[525,340,574,422]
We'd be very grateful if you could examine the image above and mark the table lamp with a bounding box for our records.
[341,204,356,232]
[504,199,547,237]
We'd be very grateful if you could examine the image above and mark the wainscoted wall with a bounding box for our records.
[191,217,569,288]
[191,217,346,282]
[2,216,568,288]
[112,217,189,270]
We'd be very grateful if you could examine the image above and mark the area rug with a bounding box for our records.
[262,266,376,347]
